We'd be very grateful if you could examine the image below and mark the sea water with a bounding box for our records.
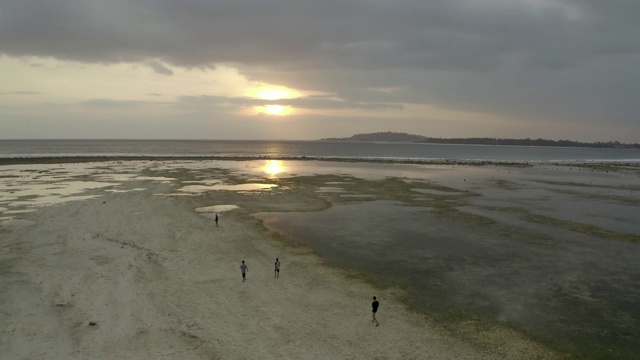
[246,161,640,358]
[1,139,639,163]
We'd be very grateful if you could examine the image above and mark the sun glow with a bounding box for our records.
[251,85,299,100]
[247,84,300,116]
[259,88,289,100]
[258,104,292,116]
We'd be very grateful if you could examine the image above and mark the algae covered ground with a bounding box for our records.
[244,161,640,358]
[2,159,639,358]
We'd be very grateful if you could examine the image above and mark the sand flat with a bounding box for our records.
[7,159,637,358]
[1,188,547,359]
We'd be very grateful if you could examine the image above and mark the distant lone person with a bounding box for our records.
[215,214,219,227]
[274,258,280,278]
[372,296,380,326]
[240,260,248,282]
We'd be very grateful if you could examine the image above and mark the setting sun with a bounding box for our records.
[249,84,300,100]
[258,104,292,116]
[245,83,302,116]
[259,88,289,100]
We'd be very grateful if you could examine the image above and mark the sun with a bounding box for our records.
[259,88,290,100]
[259,104,291,116]
[250,84,299,100]
[247,83,299,116]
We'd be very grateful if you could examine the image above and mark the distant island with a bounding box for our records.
[322,132,640,149]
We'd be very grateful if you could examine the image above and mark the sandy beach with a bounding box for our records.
[2,159,639,359]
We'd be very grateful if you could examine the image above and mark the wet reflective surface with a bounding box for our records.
[1,159,639,357]
[195,205,239,213]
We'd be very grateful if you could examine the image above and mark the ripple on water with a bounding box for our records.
[178,183,277,193]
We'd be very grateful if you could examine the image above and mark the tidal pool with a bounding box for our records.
[178,183,278,193]
[195,205,239,213]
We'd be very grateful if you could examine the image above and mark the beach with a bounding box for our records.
[2,159,639,359]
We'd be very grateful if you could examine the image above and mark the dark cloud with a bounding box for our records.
[286,95,403,111]
[1,0,639,139]
[178,94,403,111]
[3,1,638,70]
[145,60,173,75]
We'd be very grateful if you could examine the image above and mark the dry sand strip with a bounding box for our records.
[0,188,558,359]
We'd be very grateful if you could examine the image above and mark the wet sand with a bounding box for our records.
[2,158,638,359]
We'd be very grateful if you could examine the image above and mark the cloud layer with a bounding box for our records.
[1,0,639,140]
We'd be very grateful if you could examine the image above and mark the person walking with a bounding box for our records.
[274,258,280,278]
[240,260,248,282]
[372,296,380,326]
[215,214,219,227]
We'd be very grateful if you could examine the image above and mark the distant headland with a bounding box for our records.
[321,132,640,149]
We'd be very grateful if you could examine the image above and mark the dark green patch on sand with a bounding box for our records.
[253,173,640,359]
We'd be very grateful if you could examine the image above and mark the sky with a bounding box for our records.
[1,0,639,142]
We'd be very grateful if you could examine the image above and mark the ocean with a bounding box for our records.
[1,139,639,163]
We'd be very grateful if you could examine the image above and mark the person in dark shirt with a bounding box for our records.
[372,296,380,326]
[240,260,248,282]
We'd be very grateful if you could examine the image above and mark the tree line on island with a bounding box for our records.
[321,132,640,149]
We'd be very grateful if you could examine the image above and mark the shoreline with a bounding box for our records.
[3,154,640,169]
[0,155,532,167]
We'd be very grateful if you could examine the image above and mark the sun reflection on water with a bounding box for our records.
[262,160,286,177]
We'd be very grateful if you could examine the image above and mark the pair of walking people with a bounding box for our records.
[239,258,280,281]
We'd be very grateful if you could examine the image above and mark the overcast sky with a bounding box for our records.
[1,0,639,142]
